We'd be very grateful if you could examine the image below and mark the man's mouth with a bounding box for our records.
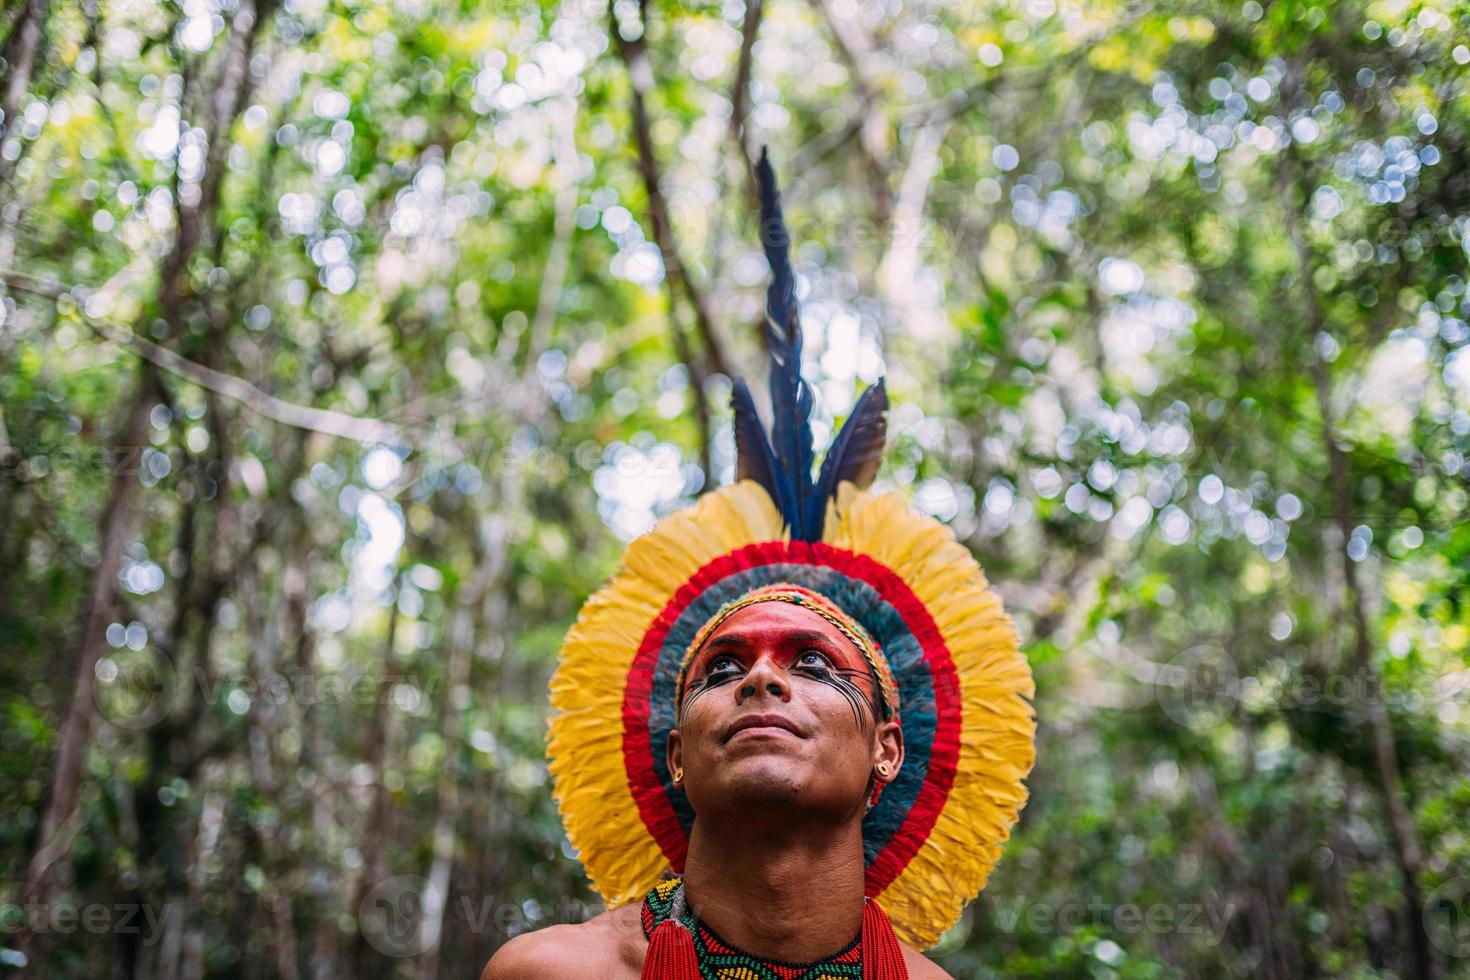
[724,712,805,742]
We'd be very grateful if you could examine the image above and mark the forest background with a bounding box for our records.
[1,0,1468,977]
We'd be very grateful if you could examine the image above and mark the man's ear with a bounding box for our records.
[667,727,682,780]
[873,718,903,782]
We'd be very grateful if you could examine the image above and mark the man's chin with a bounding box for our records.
[713,755,807,796]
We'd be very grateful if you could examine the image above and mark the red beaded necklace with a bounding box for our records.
[639,875,909,980]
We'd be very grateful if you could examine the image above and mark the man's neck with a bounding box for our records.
[677,812,868,964]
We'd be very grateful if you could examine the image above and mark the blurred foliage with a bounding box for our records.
[0,0,1468,977]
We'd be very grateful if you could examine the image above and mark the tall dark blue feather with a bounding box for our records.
[807,378,889,533]
[730,149,889,540]
[731,378,789,514]
[756,147,818,539]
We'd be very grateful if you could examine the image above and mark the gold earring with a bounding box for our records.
[876,762,891,779]
[673,767,684,784]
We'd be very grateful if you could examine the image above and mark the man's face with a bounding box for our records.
[668,601,902,819]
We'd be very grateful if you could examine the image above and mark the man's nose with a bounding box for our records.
[737,653,792,704]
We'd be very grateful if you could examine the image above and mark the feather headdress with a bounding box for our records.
[546,150,1036,949]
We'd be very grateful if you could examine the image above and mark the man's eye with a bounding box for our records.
[797,650,831,669]
[707,655,741,675]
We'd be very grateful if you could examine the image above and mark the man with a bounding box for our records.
[483,152,1036,979]
[486,593,949,978]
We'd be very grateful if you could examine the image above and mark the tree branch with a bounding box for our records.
[525,95,581,373]
[809,0,892,228]
[610,1,732,381]
[0,270,401,443]
[727,0,763,201]
[876,116,950,342]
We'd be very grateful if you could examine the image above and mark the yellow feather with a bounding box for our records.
[826,483,1036,949]
[547,481,786,908]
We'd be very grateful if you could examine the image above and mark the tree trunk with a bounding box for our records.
[0,0,48,191]
[15,365,152,973]
[351,574,405,979]
[1277,147,1437,980]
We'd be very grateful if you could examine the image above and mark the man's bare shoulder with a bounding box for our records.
[481,903,646,980]
[901,942,957,979]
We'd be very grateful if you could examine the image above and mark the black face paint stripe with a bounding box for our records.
[819,665,879,731]
[679,673,727,721]
[677,661,881,731]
